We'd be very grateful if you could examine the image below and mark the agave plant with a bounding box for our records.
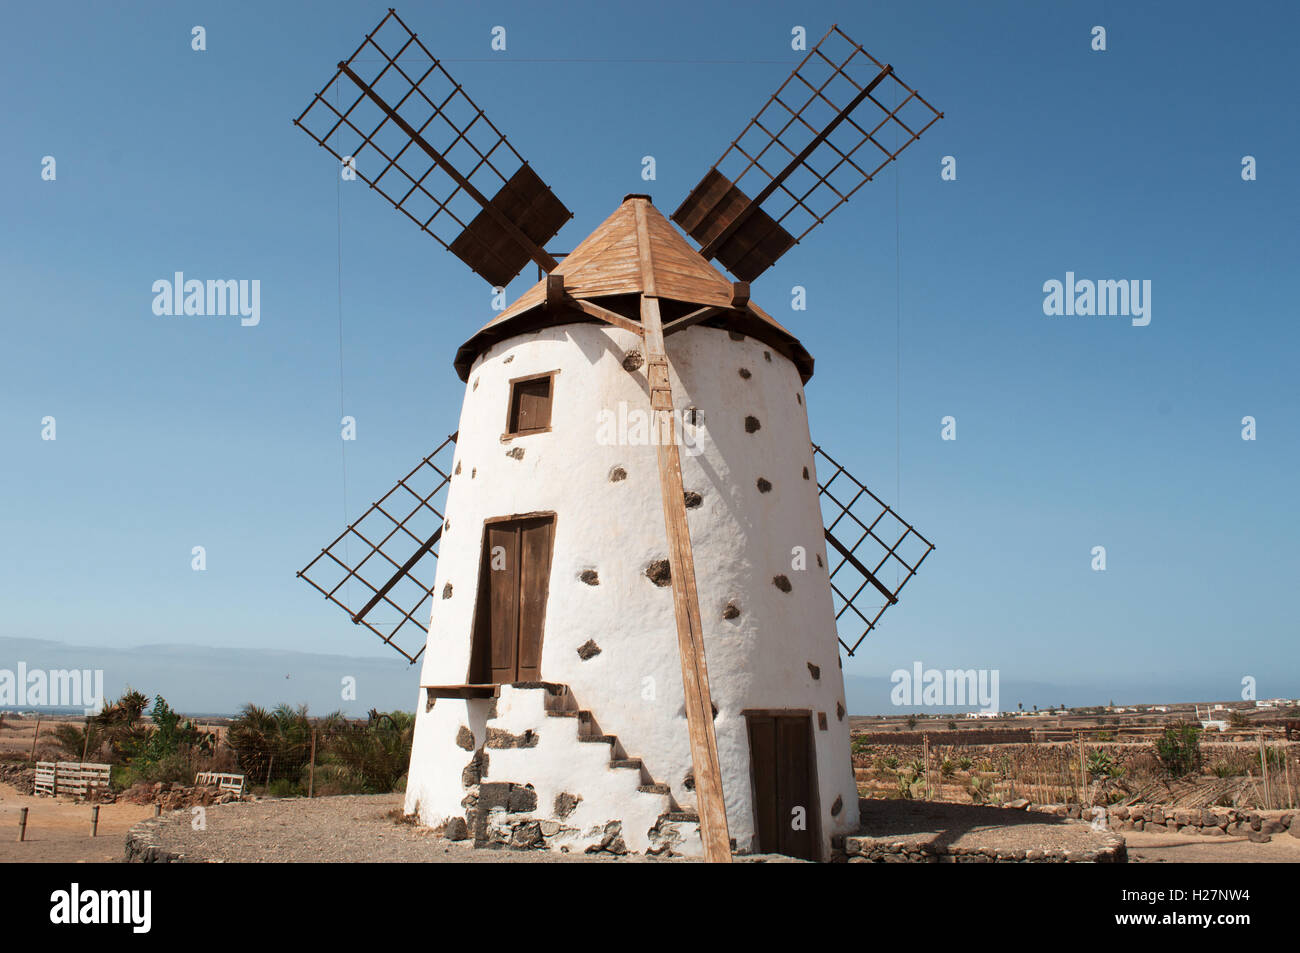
[967,775,993,804]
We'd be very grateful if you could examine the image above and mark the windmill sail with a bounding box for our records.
[814,443,934,655]
[673,25,942,281]
[293,9,571,287]
[298,433,458,664]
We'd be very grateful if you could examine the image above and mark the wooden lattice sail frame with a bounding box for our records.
[298,434,457,664]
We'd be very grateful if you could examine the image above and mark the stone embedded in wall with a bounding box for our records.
[455,460,462,475]
[738,367,752,379]
[455,726,475,751]
[472,467,477,478]
[462,750,488,788]
[818,712,828,730]
[683,769,695,791]
[442,583,454,599]
[486,727,539,749]
[802,466,809,480]
[816,554,823,568]
[444,519,451,532]
[796,392,802,405]
[609,466,627,482]
[509,821,545,849]
[444,816,469,841]
[837,701,845,721]
[728,330,745,341]
[773,574,792,593]
[622,349,645,372]
[757,477,772,493]
[763,351,772,362]
[579,570,600,586]
[807,662,821,680]
[745,415,762,433]
[577,639,602,660]
[646,559,672,587]
[684,490,703,509]
[503,354,515,364]
[554,792,581,818]
[584,820,628,855]
[831,795,843,817]
[506,447,525,460]
[472,378,479,391]
[722,601,740,620]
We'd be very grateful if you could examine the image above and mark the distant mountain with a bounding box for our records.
[840,672,1274,717]
[0,637,417,717]
[1,636,1285,720]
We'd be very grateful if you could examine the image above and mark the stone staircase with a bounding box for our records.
[459,682,701,856]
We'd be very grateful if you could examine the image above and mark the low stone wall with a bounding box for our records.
[1099,805,1295,842]
[1006,801,1297,843]
[124,816,191,863]
[841,835,1127,863]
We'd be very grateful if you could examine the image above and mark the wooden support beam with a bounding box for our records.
[662,285,749,337]
[662,305,726,337]
[546,273,565,311]
[632,198,732,863]
[569,296,644,337]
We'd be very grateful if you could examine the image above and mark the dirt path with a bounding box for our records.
[0,782,155,863]
[1125,828,1300,863]
[131,793,689,863]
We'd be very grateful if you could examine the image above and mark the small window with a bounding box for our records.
[506,373,554,435]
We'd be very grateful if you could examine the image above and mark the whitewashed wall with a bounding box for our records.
[404,321,858,857]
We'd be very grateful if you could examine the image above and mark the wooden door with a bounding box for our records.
[745,712,819,860]
[470,515,555,684]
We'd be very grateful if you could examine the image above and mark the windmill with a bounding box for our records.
[295,11,938,862]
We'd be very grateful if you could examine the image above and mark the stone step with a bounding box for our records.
[664,810,699,823]
[578,734,616,745]
[611,759,643,771]
[638,783,671,795]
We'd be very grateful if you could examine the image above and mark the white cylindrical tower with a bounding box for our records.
[404,196,857,859]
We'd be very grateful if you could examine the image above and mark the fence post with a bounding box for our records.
[922,733,929,799]
[81,717,91,762]
[29,717,40,765]
[90,805,100,838]
[17,807,28,842]
[308,728,317,799]
[1077,731,1087,807]
[266,755,274,790]
[1259,733,1271,810]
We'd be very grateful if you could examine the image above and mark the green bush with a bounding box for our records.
[1154,724,1203,778]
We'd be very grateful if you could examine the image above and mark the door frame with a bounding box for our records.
[465,510,557,686]
[741,707,823,860]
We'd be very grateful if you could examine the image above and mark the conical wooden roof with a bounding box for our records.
[454,195,813,381]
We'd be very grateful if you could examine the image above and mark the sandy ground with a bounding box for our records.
[854,800,1115,855]
[0,782,156,863]
[7,780,1297,863]
[133,794,718,863]
[1125,828,1300,863]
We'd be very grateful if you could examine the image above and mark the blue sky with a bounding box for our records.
[2,0,1297,712]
